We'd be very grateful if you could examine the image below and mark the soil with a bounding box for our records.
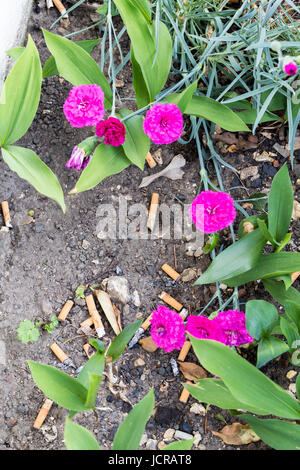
[0,1,299,451]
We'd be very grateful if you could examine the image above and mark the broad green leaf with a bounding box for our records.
[268,164,293,244]
[257,218,277,247]
[245,300,278,341]
[248,193,268,211]
[131,47,151,108]
[237,214,268,239]
[0,35,42,146]
[112,389,155,450]
[42,30,112,108]
[64,417,101,450]
[107,320,143,362]
[73,143,131,193]
[165,81,198,113]
[119,109,150,169]
[6,46,25,61]
[1,146,65,212]
[234,108,283,124]
[185,379,265,414]
[43,39,101,79]
[280,317,300,350]
[240,415,300,450]
[190,338,300,419]
[128,0,151,23]
[84,373,102,409]
[77,350,105,390]
[257,337,289,368]
[224,252,300,287]
[264,279,300,310]
[285,303,300,332]
[195,229,266,285]
[184,95,250,132]
[27,361,90,411]
[275,233,292,254]
[163,439,194,450]
[297,375,300,400]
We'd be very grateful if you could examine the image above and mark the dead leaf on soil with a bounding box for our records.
[139,154,186,188]
[139,336,158,352]
[179,361,208,381]
[212,422,260,445]
[212,132,257,151]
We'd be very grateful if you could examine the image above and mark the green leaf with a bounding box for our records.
[119,109,150,169]
[184,95,250,132]
[1,146,65,212]
[245,300,278,341]
[77,351,105,390]
[73,143,131,193]
[285,303,300,332]
[224,252,300,287]
[64,417,101,450]
[43,39,101,79]
[163,439,194,450]
[185,379,263,413]
[234,108,283,124]
[42,30,112,108]
[112,388,155,450]
[190,337,300,419]
[237,214,268,239]
[268,164,293,244]
[257,218,277,247]
[280,317,300,350]
[257,337,289,368]
[248,193,268,211]
[84,373,102,409]
[17,320,40,344]
[297,375,300,400]
[107,320,143,362]
[195,229,266,285]
[240,415,300,450]
[264,279,300,310]
[128,0,152,23]
[131,47,151,108]
[0,35,42,146]
[27,361,90,411]
[165,81,198,113]
[6,46,25,61]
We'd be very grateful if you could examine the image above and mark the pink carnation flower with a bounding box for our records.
[283,60,298,76]
[212,310,254,347]
[63,84,105,127]
[150,306,186,353]
[66,146,91,172]
[96,117,126,146]
[189,190,236,233]
[187,315,226,342]
[143,103,183,144]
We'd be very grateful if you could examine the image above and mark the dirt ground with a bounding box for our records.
[0,2,299,451]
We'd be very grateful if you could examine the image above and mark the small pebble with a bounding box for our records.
[174,430,193,440]
[286,370,297,380]
[190,403,206,416]
[163,428,175,441]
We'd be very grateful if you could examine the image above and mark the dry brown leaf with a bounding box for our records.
[20,215,34,226]
[179,362,207,381]
[212,132,257,151]
[139,154,186,188]
[139,336,157,352]
[212,423,260,445]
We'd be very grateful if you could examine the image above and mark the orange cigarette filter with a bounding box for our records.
[141,313,153,331]
[83,343,95,359]
[85,294,105,338]
[33,398,53,430]
[57,300,74,321]
[147,193,159,231]
[291,271,300,284]
[179,381,193,403]
[161,264,181,281]
[80,317,94,327]
[1,201,12,228]
[145,152,157,168]
[50,343,69,363]
[159,291,183,312]
[178,341,192,361]
[53,0,68,16]
[112,304,122,332]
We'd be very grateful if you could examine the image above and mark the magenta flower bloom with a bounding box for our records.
[150,306,186,353]
[212,310,254,347]
[66,136,98,171]
[63,84,105,127]
[283,60,298,76]
[96,117,126,146]
[143,103,183,144]
[189,190,236,233]
[187,315,226,342]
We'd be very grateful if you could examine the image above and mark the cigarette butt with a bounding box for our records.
[50,343,69,363]
[83,343,95,359]
[80,317,94,327]
[145,152,157,168]
[141,313,153,331]
[95,290,121,336]
[147,193,159,231]
[178,341,192,361]
[179,308,188,320]
[112,304,122,332]
[1,201,12,228]
[291,271,300,284]
[33,398,53,430]
[57,300,74,321]
[179,381,193,403]
[52,0,68,17]
[158,292,183,312]
[161,264,181,281]
[85,294,105,338]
